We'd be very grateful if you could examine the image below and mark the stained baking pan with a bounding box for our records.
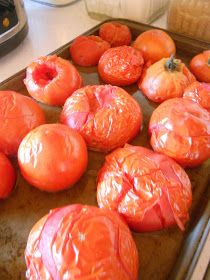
[0,19,209,280]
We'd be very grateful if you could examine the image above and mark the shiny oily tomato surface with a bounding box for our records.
[25,204,139,280]
[149,98,210,167]
[0,90,45,156]
[24,55,82,106]
[60,85,142,152]
[97,145,192,232]
[18,124,88,192]
[189,50,210,83]
[98,46,144,86]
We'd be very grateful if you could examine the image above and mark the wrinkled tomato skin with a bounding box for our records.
[69,35,110,66]
[18,124,88,192]
[24,55,82,106]
[0,90,46,156]
[98,46,144,86]
[60,85,142,152]
[97,145,192,232]
[190,50,210,83]
[149,98,210,167]
[0,153,16,199]
[183,81,210,112]
[99,22,132,47]
[25,204,139,280]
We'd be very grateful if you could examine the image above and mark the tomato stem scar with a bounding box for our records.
[165,55,180,72]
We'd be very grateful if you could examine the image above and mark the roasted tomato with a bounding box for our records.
[60,85,142,152]
[0,90,45,156]
[189,50,210,83]
[139,56,196,103]
[69,35,110,66]
[24,55,82,106]
[133,29,176,64]
[25,204,139,280]
[149,98,210,167]
[99,22,132,47]
[0,153,16,199]
[183,81,210,112]
[18,124,88,192]
[98,46,144,86]
[97,145,192,232]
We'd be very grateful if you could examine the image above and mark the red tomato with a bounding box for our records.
[183,81,210,112]
[97,144,192,232]
[69,35,110,66]
[139,56,196,103]
[60,85,142,152]
[0,90,45,156]
[98,46,144,86]
[18,124,88,192]
[25,204,139,280]
[190,50,210,82]
[149,98,210,167]
[24,55,82,106]
[133,29,176,64]
[99,22,132,47]
[0,153,16,199]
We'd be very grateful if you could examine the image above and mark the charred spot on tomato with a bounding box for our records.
[165,55,181,72]
[32,64,58,86]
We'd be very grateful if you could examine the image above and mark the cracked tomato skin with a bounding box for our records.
[97,145,192,232]
[98,46,144,86]
[25,204,139,280]
[0,90,46,156]
[69,35,110,66]
[18,124,88,192]
[149,98,210,167]
[60,85,142,152]
[24,55,82,106]
[189,50,210,83]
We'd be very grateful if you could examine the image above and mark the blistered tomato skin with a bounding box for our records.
[60,85,142,152]
[18,124,88,192]
[24,55,82,106]
[0,90,46,156]
[149,98,210,167]
[25,204,139,280]
[98,46,144,86]
[190,50,210,83]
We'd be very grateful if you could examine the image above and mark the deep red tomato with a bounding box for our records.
[133,29,176,64]
[25,204,139,280]
[60,85,142,152]
[190,50,210,82]
[18,124,88,192]
[149,98,210,167]
[69,35,110,66]
[183,81,210,112]
[0,153,16,199]
[97,144,192,232]
[139,56,196,103]
[98,46,144,86]
[0,90,45,156]
[99,22,131,47]
[24,55,82,106]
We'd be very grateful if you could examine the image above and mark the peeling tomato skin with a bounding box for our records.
[25,205,139,280]
[149,98,210,167]
[97,145,192,232]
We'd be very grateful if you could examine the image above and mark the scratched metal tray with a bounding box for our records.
[0,20,209,280]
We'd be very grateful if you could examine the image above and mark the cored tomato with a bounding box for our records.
[133,29,176,64]
[0,153,16,199]
[24,55,82,106]
[0,90,45,156]
[99,22,131,47]
[139,56,196,103]
[149,98,210,167]
[69,35,110,66]
[25,204,139,280]
[18,124,88,192]
[60,85,142,152]
[190,50,210,83]
[97,144,192,232]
